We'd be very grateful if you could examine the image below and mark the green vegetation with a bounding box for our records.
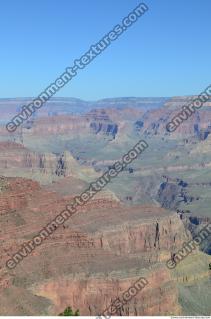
[59,306,80,316]
[0,177,9,193]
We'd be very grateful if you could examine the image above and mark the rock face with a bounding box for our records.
[0,176,187,315]
[2,96,211,150]
[33,266,180,316]
[21,110,119,140]
[0,142,92,181]
[157,177,193,209]
[0,176,40,215]
[87,109,118,138]
[0,97,168,122]
[1,96,211,315]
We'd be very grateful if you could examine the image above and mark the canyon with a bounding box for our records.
[0,96,211,315]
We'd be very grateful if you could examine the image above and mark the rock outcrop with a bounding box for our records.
[0,176,188,315]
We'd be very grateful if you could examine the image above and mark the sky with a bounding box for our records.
[0,0,210,100]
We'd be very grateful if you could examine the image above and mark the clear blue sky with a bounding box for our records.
[0,0,210,100]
